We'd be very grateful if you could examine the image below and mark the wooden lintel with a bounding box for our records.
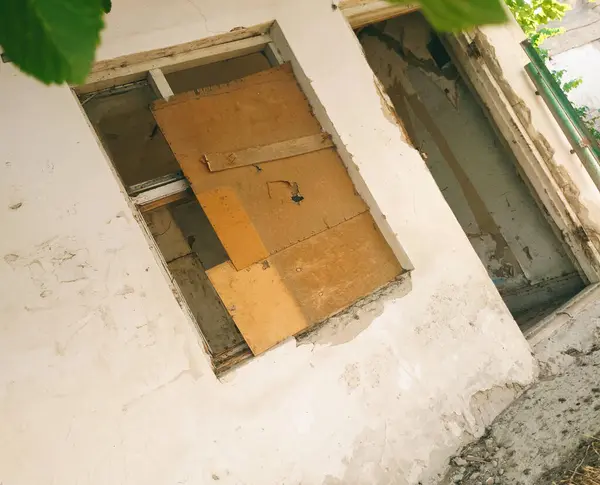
[75,30,272,94]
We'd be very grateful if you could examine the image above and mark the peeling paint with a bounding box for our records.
[472,31,600,263]
[360,13,585,316]
[297,273,412,347]
[373,74,412,142]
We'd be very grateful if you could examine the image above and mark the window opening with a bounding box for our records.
[80,41,405,372]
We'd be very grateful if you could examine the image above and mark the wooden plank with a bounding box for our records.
[171,148,367,255]
[197,187,269,270]
[138,191,190,213]
[75,34,272,94]
[132,179,190,207]
[148,68,174,100]
[152,65,367,255]
[270,212,403,323]
[89,24,271,74]
[203,134,334,172]
[128,172,185,196]
[207,261,309,355]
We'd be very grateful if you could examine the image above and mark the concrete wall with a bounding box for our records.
[358,14,583,321]
[0,2,542,484]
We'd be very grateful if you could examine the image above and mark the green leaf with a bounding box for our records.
[0,0,105,85]
[391,0,507,31]
[102,0,112,13]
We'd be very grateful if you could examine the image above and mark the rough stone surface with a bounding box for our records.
[439,344,600,485]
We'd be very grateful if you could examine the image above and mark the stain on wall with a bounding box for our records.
[358,12,584,322]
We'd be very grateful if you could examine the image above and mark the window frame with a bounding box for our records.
[75,33,286,374]
[73,24,411,373]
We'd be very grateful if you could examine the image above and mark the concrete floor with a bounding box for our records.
[438,286,600,485]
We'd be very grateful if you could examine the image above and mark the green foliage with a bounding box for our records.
[506,0,600,143]
[505,0,568,37]
[574,105,600,142]
[553,69,583,92]
[391,0,507,32]
[0,0,110,85]
[3,0,512,85]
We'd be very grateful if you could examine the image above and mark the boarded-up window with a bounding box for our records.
[152,63,403,355]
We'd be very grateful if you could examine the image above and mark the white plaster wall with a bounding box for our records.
[0,2,538,484]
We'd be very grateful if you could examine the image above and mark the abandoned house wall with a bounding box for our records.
[475,16,600,260]
[0,1,549,484]
[358,13,584,322]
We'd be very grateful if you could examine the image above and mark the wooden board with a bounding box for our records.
[139,191,189,213]
[152,65,367,254]
[271,212,403,323]
[197,187,269,270]
[177,149,367,254]
[207,213,403,354]
[76,28,272,94]
[203,134,334,172]
[152,65,322,153]
[207,261,309,355]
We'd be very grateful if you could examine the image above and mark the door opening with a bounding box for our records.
[356,11,585,330]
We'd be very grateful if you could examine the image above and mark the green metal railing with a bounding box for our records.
[522,39,600,190]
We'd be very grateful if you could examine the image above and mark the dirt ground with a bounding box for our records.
[537,434,600,485]
[439,345,600,485]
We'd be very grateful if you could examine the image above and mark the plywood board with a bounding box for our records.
[152,65,367,254]
[183,149,366,254]
[207,261,309,355]
[197,187,269,270]
[152,64,322,152]
[271,212,403,323]
[203,134,334,172]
